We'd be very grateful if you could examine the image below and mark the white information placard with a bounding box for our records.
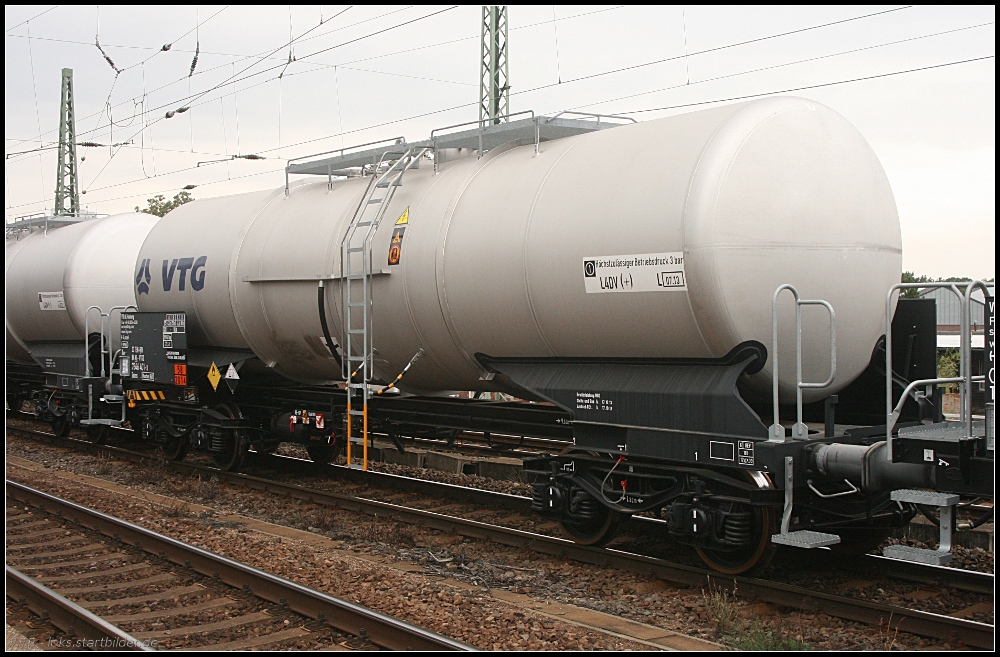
[38,291,66,310]
[582,252,686,293]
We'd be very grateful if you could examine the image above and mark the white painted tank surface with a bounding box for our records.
[136,97,901,402]
[64,212,161,353]
[5,234,36,363]
[6,212,160,357]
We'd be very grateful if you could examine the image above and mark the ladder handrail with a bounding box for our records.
[338,147,420,378]
[284,136,406,195]
[544,110,638,124]
[883,282,966,458]
[770,284,837,442]
[429,110,535,140]
[84,304,135,378]
[430,110,535,160]
[341,153,390,377]
[963,280,994,440]
[886,376,987,438]
[83,304,135,428]
[83,305,105,378]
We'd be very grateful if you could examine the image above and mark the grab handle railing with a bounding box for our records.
[770,284,837,442]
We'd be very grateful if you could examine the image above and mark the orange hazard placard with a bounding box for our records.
[387,227,405,265]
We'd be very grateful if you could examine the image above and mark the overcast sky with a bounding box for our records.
[5,5,995,279]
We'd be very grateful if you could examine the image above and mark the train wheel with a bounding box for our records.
[83,407,109,444]
[212,404,248,472]
[84,424,109,444]
[50,415,71,437]
[161,434,189,461]
[6,389,23,412]
[695,471,777,575]
[306,445,338,465]
[560,505,626,547]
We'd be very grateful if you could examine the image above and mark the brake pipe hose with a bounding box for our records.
[376,349,425,395]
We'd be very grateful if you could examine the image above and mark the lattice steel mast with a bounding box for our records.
[479,6,509,126]
[54,68,80,216]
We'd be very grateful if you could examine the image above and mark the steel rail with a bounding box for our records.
[6,565,152,651]
[5,480,474,652]
[7,422,995,648]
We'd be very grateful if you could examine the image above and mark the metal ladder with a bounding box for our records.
[339,146,427,470]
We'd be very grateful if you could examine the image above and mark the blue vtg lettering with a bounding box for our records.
[160,256,208,292]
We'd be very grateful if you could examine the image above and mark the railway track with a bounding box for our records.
[7,421,994,649]
[9,418,993,593]
[6,566,151,651]
[5,480,472,651]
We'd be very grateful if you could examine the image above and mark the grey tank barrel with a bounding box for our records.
[813,442,934,492]
[131,96,902,397]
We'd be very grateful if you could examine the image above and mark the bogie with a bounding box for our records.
[524,445,941,574]
[210,404,248,472]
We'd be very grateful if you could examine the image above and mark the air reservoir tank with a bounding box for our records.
[136,96,901,402]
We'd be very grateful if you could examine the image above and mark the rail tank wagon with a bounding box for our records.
[6,97,993,574]
[6,212,160,433]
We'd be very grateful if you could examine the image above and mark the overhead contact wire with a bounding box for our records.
[7,25,992,215]
[567,20,995,113]
[3,4,895,152]
[621,55,995,115]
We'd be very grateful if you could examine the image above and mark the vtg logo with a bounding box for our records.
[135,259,151,295]
[136,257,207,293]
[163,256,208,291]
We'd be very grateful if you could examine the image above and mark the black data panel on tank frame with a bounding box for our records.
[477,342,770,465]
[120,312,187,385]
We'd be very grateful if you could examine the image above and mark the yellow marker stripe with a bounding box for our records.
[142,391,149,400]
[158,391,165,400]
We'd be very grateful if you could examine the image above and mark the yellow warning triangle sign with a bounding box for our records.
[207,362,221,391]
[395,207,409,225]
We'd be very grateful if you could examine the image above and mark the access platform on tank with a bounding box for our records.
[897,420,986,442]
[286,114,633,177]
